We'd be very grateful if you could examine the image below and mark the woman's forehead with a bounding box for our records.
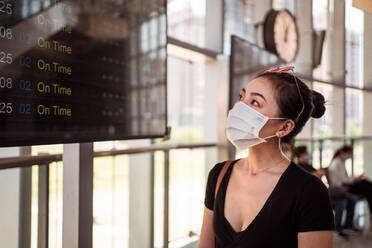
[243,77,274,95]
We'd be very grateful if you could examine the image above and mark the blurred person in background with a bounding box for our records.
[329,145,372,219]
[293,145,325,178]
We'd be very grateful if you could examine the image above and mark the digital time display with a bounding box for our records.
[0,0,167,147]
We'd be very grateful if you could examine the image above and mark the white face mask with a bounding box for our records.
[226,102,287,150]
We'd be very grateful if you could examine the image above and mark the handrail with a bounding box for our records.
[2,136,372,170]
[0,154,63,170]
[296,136,372,142]
[0,142,217,170]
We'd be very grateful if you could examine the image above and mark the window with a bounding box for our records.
[312,0,331,81]
[272,0,296,14]
[345,0,364,87]
[167,56,206,142]
[168,0,206,47]
[312,82,334,138]
[345,88,363,136]
[223,0,255,54]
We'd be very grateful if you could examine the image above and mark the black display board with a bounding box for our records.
[229,35,283,108]
[0,0,167,146]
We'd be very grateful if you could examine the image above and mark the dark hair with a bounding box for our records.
[294,145,308,158]
[331,145,353,162]
[256,71,326,143]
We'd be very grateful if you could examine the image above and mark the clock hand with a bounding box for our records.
[284,26,288,42]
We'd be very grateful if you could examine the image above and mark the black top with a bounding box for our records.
[297,162,317,173]
[204,160,335,248]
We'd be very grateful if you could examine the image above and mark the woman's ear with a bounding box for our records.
[276,120,295,138]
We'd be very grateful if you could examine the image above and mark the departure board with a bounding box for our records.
[229,35,283,108]
[0,0,167,147]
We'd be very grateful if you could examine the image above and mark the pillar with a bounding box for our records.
[362,11,372,177]
[128,140,153,247]
[62,143,93,248]
[0,147,31,248]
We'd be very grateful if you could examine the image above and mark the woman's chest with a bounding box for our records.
[224,173,282,231]
[214,172,298,236]
[214,189,298,246]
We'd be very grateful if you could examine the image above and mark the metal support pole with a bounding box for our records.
[38,161,49,248]
[150,150,155,248]
[319,140,323,168]
[163,150,169,248]
[18,167,32,248]
[18,146,32,248]
[351,139,355,177]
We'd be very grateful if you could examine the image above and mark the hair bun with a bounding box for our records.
[311,90,326,118]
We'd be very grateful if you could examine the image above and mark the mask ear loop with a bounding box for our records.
[279,138,291,161]
[290,69,305,123]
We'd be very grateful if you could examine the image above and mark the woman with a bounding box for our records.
[294,145,325,178]
[198,66,334,248]
[328,145,372,220]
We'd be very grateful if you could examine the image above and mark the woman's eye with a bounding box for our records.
[239,94,243,100]
[252,100,259,106]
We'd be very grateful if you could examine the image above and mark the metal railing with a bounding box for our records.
[0,142,217,248]
[0,142,217,170]
[3,136,372,247]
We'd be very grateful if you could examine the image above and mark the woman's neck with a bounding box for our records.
[243,139,289,171]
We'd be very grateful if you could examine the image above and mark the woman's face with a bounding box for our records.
[237,77,291,138]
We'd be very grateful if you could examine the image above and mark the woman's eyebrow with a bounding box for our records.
[250,92,267,102]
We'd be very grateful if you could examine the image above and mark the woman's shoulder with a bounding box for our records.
[207,160,230,179]
[206,159,237,184]
[292,162,335,232]
[204,160,235,210]
[290,162,327,191]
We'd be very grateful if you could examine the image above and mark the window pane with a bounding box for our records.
[223,0,255,54]
[93,156,129,248]
[272,0,296,14]
[352,141,364,176]
[312,0,331,81]
[346,88,363,136]
[169,148,216,247]
[345,0,364,87]
[312,82,334,138]
[167,56,206,142]
[168,0,206,47]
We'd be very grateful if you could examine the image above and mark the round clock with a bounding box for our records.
[263,9,299,63]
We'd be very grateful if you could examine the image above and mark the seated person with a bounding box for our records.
[328,145,368,234]
[294,146,358,238]
[293,146,325,178]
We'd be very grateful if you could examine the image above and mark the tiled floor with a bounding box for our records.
[334,214,372,248]
[189,230,372,248]
[189,217,372,248]
[335,228,372,248]
[190,230,372,248]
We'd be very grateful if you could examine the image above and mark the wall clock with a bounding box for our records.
[264,9,299,63]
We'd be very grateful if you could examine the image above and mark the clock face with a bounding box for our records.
[274,10,298,62]
[264,9,299,63]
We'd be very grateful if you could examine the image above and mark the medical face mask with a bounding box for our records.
[226,101,287,151]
